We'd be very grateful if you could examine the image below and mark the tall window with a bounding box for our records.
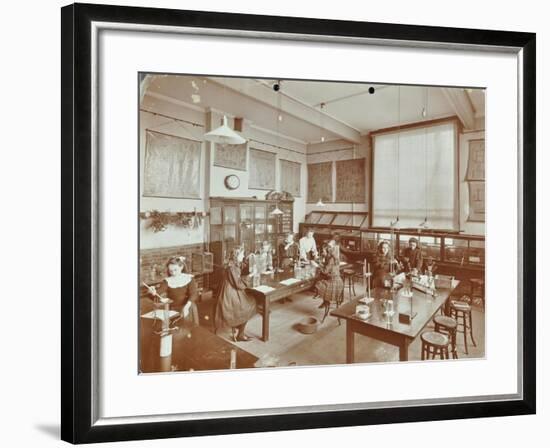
[372,121,457,229]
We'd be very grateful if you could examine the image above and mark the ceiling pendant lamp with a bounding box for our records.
[418,216,429,229]
[419,86,430,231]
[391,86,401,230]
[273,80,289,215]
[319,102,326,144]
[204,115,246,145]
[316,198,325,207]
[270,206,284,215]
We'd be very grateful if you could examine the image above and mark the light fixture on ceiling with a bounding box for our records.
[204,79,247,145]
[270,206,284,215]
[320,102,326,143]
[269,89,284,216]
[275,80,283,148]
[204,115,246,145]
[421,86,429,118]
[388,86,402,278]
[391,86,401,231]
[420,86,430,230]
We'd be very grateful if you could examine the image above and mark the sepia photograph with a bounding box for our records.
[138,75,486,373]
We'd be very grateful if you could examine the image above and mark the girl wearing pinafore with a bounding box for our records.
[214,247,257,341]
[148,257,199,324]
[372,240,400,289]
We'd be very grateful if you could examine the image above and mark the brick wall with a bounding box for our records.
[140,243,205,287]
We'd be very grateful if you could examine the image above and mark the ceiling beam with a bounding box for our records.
[210,77,362,144]
[311,84,392,108]
[441,88,476,130]
[139,74,153,104]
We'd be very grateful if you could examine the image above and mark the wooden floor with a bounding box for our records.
[197,283,486,369]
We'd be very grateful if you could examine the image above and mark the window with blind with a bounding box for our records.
[372,122,458,229]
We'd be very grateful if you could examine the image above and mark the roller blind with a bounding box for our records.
[372,122,457,229]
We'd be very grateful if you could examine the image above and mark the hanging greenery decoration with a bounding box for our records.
[139,209,206,232]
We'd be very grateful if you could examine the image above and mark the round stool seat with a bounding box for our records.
[434,315,458,330]
[342,269,355,276]
[450,300,471,312]
[421,331,449,348]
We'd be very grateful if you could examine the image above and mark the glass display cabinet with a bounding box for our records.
[360,227,485,280]
[209,197,294,288]
[397,232,443,263]
[299,211,369,257]
[443,236,468,264]
[443,236,485,267]
[361,230,395,253]
[468,240,485,266]
[419,235,442,260]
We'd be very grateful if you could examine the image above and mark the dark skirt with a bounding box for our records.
[280,257,294,269]
[214,267,257,329]
[372,270,388,289]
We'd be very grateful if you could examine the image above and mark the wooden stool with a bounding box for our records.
[470,278,485,311]
[449,300,477,355]
[421,331,450,360]
[434,315,459,359]
[342,269,356,299]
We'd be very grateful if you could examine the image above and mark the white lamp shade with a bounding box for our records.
[204,115,246,145]
[315,199,325,207]
[270,207,284,215]
[418,217,430,229]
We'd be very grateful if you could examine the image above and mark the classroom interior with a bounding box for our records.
[139,75,486,372]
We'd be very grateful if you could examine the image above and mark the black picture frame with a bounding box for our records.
[61,2,536,444]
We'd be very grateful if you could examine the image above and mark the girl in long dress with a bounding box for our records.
[400,237,423,275]
[315,240,344,308]
[214,247,257,342]
[146,256,199,324]
[372,240,400,288]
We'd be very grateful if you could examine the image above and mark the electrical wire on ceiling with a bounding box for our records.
[140,108,306,155]
[396,86,401,226]
[140,108,204,141]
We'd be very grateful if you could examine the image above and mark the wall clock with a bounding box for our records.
[224,174,240,190]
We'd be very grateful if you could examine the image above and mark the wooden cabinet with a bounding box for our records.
[209,197,294,288]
